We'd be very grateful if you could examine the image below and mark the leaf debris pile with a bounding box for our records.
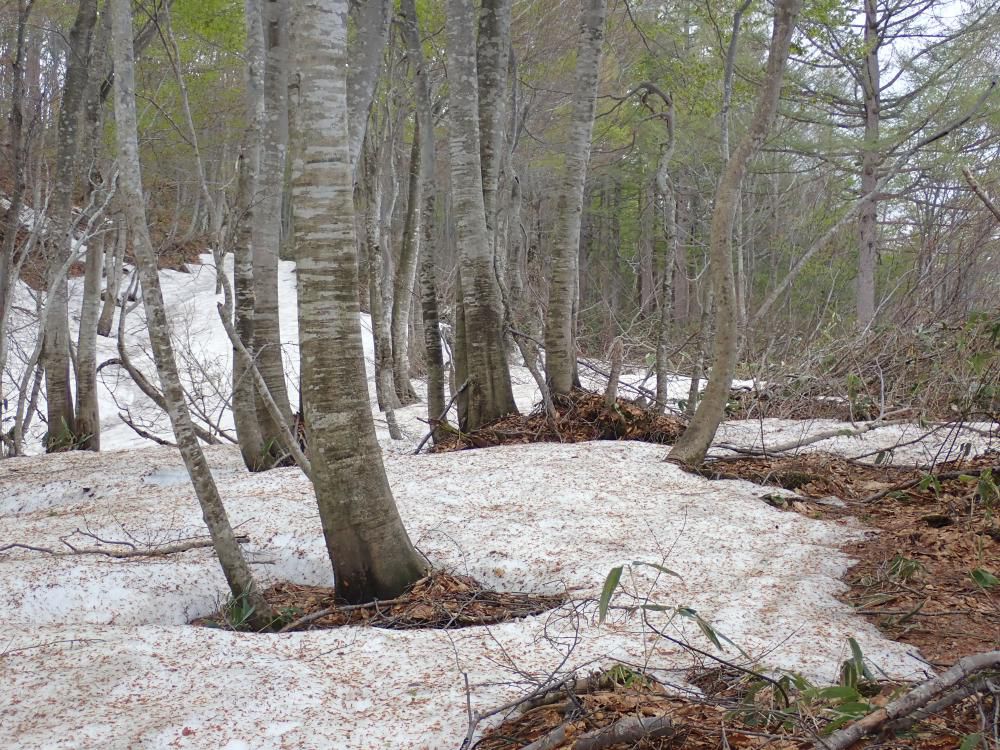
[434,390,685,452]
[196,572,566,632]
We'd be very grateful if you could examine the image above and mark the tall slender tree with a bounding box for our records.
[669,0,803,467]
[109,0,271,627]
[290,0,425,602]
[544,0,607,396]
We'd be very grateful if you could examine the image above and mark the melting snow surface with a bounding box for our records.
[1,254,996,748]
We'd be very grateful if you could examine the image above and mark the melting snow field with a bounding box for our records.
[1,256,996,749]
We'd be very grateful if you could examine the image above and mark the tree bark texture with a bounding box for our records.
[43,0,98,451]
[857,0,881,329]
[544,0,607,395]
[400,0,448,441]
[446,0,517,431]
[289,0,425,603]
[252,0,294,453]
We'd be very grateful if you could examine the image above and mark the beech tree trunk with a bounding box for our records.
[110,0,272,627]
[544,0,607,396]
[43,0,98,451]
[252,0,294,453]
[400,0,447,442]
[231,0,268,469]
[289,0,425,603]
[446,0,518,431]
[668,0,802,467]
[390,132,421,406]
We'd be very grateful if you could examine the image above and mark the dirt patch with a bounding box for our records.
[433,390,685,452]
[194,572,566,632]
[692,451,1000,665]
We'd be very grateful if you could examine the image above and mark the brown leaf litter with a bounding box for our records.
[194,572,566,632]
[433,390,685,452]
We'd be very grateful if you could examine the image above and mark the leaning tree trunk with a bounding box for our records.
[43,0,98,451]
[446,0,518,431]
[346,0,392,175]
[0,5,34,441]
[668,0,802,468]
[109,0,272,628]
[400,0,447,441]
[544,0,607,396]
[289,0,425,603]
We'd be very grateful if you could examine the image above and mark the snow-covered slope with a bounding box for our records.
[1,254,995,749]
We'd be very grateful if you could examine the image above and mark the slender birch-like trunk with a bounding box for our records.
[290,0,424,603]
[857,0,881,329]
[668,0,802,467]
[544,0,607,396]
[110,0,271,627]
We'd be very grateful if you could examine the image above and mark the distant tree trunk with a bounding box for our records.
[362,135,401,414]
[43,0,98,451]
[390,131,421,405]
[110,0,272,627]
[231,0,268,469]
[668,0,802,468]
[290,0,425,602]
[252,0,294,458]
[400,0,447,441]
[96,229,123,337]
[544,0,607,396]
[477,0,513,256]
[347,0,392,174]
[856,0,880,329]
[446,0,517,431]
[638,182,656,316]
[74,231,103,451]
[0,5,34,449]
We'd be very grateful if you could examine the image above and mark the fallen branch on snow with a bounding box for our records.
[0,534,250,559]
[817,650,1000,749]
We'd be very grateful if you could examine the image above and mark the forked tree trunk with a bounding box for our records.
[400,0,447,442]
[96,217,125,337]
[110,0,271,628]
[668,0,802,468]
[446,0,517,431]
[544,0,607,396]
[44,0,98,451]
[289,0,425,603]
